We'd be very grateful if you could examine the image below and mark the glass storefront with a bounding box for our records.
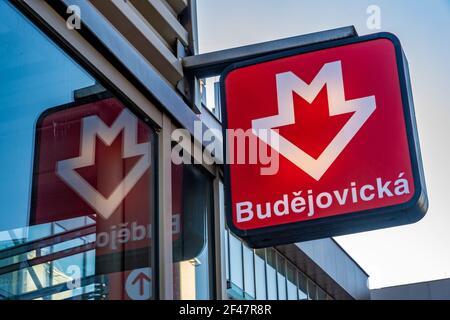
[0,2,156,300]
[0,2,218,300]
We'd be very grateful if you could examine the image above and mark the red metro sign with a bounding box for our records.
[221,33,428,248]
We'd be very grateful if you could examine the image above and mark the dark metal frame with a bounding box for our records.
[183,26,357,78]
[220,32,428,248]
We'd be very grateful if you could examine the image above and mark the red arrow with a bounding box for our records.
[131,272,151,296]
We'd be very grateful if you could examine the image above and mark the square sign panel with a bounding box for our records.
[221,32,427,248]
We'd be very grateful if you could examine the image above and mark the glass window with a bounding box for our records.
[224,228,230,283]
[308,279,318,300]
[0,2,156,300]
[317,286,328,300]
[202,76,222,120]
[276,254,287,300]
[298,272,308,300]
[228,234,244,292]
[254,249,266,300]
[286,262,298,300]
[0,2,95,231]
[220,182,230,283]
[265,249,277,300]
[172,164,214,299]
[242,245,255,299]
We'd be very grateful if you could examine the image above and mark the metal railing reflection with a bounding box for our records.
[0,216,108,300]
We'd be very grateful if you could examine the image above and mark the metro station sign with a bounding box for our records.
[221,32,428,248]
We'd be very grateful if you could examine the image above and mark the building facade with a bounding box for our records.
[371,278,450,300]
[0,0,369,300]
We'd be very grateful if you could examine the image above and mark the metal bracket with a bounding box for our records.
[182,26,358,78]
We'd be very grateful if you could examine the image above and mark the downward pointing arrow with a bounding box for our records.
[252,60,376,181]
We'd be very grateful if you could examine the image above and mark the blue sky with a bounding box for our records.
[196,0,450,288]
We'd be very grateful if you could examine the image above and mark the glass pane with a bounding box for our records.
[0,249,97,300]
[308,279,318,300]
[254,249,266,299]
[220,182,229,282]
[286,263,298,300]
[228,234,243,291]
[172,164,213,300]
[276,254,286,300]
[298,272,308,300]
[0,1,95,231]
[317,286,328,300]
[0,3,156,300]
[266,249,277,300]
[242,245,255,299]
[224,231,230,282]
[202,76,221,120]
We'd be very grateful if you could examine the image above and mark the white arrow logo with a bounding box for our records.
[56,109,151,219]
[252,60,376,181]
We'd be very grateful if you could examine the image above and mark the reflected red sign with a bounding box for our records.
[31,96,155,258]
[221,33,428,248]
